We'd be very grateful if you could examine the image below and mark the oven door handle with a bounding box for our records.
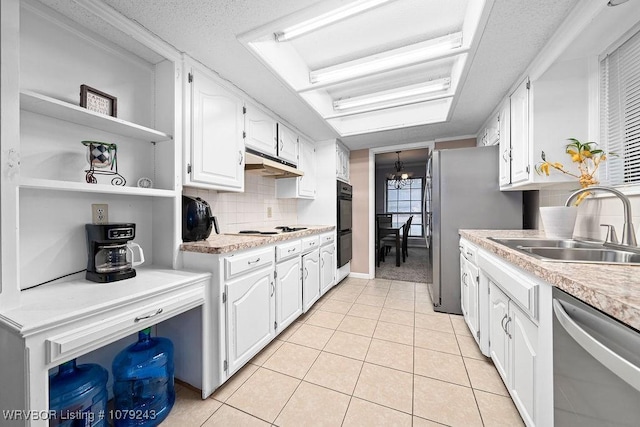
[553,299,640,392]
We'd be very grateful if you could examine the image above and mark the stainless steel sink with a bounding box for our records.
[488,238,601,249]
[488,237,640,265]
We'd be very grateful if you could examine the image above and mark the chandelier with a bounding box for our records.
[388,151,411,189]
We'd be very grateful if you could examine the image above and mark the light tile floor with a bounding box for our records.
[162,278,524,427]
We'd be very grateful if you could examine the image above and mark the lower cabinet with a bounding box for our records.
[275,255,302,332]
[320,242,336,295]
[302,248,320,312]
[484,260,540,427]
[225,266,275,376]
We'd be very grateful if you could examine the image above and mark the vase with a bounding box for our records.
[540,206,578,239]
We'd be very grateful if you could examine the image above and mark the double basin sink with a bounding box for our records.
[488,237,640,265]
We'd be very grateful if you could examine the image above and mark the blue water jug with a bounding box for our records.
[112,327,175,426]
[49,358,108,426]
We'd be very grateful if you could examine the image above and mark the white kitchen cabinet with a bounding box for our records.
[277,123,299,165]
[244,104,277,157]
[276,136,316,199]
[509,78,530,185]
[186,64,245,192]
[498,57,590,190]
[488,281,511,382]
[498,99,511,187]
[302,248,320,312]
[320,242,336,295]
[336,140,350,183]
[460,254,479,339]
[275,252,302,333]
[225,265,275,376]
[481,248,542,427]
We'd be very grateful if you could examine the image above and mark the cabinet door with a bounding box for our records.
[460,254,469,319]
[225,267,274,375]
[277,123,298,165]
[245,105,277,157]
[488,281,510,385]
[510,79,530,184]
[509,302,538,426]
[298,138,316,198]
[275,256,302,332]
[498,99,511,186]
[320,244,336,294]
[466,261,480,343]
[191,69,244,190]
[302,249,320,312]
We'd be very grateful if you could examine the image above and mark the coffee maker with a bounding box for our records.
[85,223,145,283]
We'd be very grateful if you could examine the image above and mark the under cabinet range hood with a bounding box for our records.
[244,148,303,178]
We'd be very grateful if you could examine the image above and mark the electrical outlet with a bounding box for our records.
[267,206,272,218]
[92,204,108,224]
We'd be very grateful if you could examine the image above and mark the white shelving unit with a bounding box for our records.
[20,90,173,143]
[18,176,176,197]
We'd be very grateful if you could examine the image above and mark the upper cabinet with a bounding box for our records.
[499,58,590,190]
[509,78,530,186]
[244,104,277,157]
[277,123,299,165]
[276,136,316,199]
[184,63,245,192]
[336,140,350,183]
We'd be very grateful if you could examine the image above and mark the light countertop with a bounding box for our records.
[180,225,335,254]
[460,229,640,331]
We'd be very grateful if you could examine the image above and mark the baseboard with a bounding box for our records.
[348,272,374,280]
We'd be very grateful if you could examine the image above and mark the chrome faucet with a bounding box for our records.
[565,186,637,247]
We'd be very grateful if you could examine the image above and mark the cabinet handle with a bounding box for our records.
[310,242,315,246]
[238,150,243,165]
[134,308,163,323]
[321,259,325,268]
[288,248,297,253]
[466,250,473,258]
[462,272,467,283]
[248,258,261,264]
[271,281,275,297]
[504,316,512,339]
[279,139,283,151]
[502,149,509,162]
[501,314,508,332]
[304,267,308,280]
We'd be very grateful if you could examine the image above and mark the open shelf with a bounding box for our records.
[20,90,173,143]
[19,177,176,198]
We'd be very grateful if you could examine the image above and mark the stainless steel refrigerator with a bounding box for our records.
[426,145,522,314]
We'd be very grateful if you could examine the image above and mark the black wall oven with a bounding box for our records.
[337,181,352,267]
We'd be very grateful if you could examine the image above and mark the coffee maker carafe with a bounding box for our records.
[85,223,144,283]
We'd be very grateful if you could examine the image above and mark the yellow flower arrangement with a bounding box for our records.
[535,138,612,205]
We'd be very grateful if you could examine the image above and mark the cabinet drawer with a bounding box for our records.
[46,286,205,365]
[320,232,335,245]
[301,236,320,253]
[276,240,302,262]
[460,238,478,264]
[478,250,538,319]
[225,247,274,280]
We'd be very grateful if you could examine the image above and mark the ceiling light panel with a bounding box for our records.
[289,0,468,70]
[308,32,463,86]
[275,0,395,42]
[319,56,456,99]
[333,78,451,111]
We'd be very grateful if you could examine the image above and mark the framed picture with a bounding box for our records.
[80,84,117,117]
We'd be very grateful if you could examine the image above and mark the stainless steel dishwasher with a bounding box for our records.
[553,287,640,426]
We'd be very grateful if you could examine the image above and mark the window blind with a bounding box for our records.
[601,28,640,184]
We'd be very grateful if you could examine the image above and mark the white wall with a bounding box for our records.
[184,173,298,233]
[539,188,640,241]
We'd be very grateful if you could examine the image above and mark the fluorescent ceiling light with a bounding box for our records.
[333,78,451,111]
[275,0,393,42]
[310,32,463,85]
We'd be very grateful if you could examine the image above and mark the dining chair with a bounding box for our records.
[375,216,389,266]
[401,215,414,261]
[376,214,393,255]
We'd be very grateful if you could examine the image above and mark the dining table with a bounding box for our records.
[378,221,406,267]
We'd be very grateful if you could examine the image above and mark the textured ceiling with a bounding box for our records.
[77,0,578,150]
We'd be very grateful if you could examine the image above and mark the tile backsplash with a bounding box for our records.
[539,188,640,241]
[183,173,298,233]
